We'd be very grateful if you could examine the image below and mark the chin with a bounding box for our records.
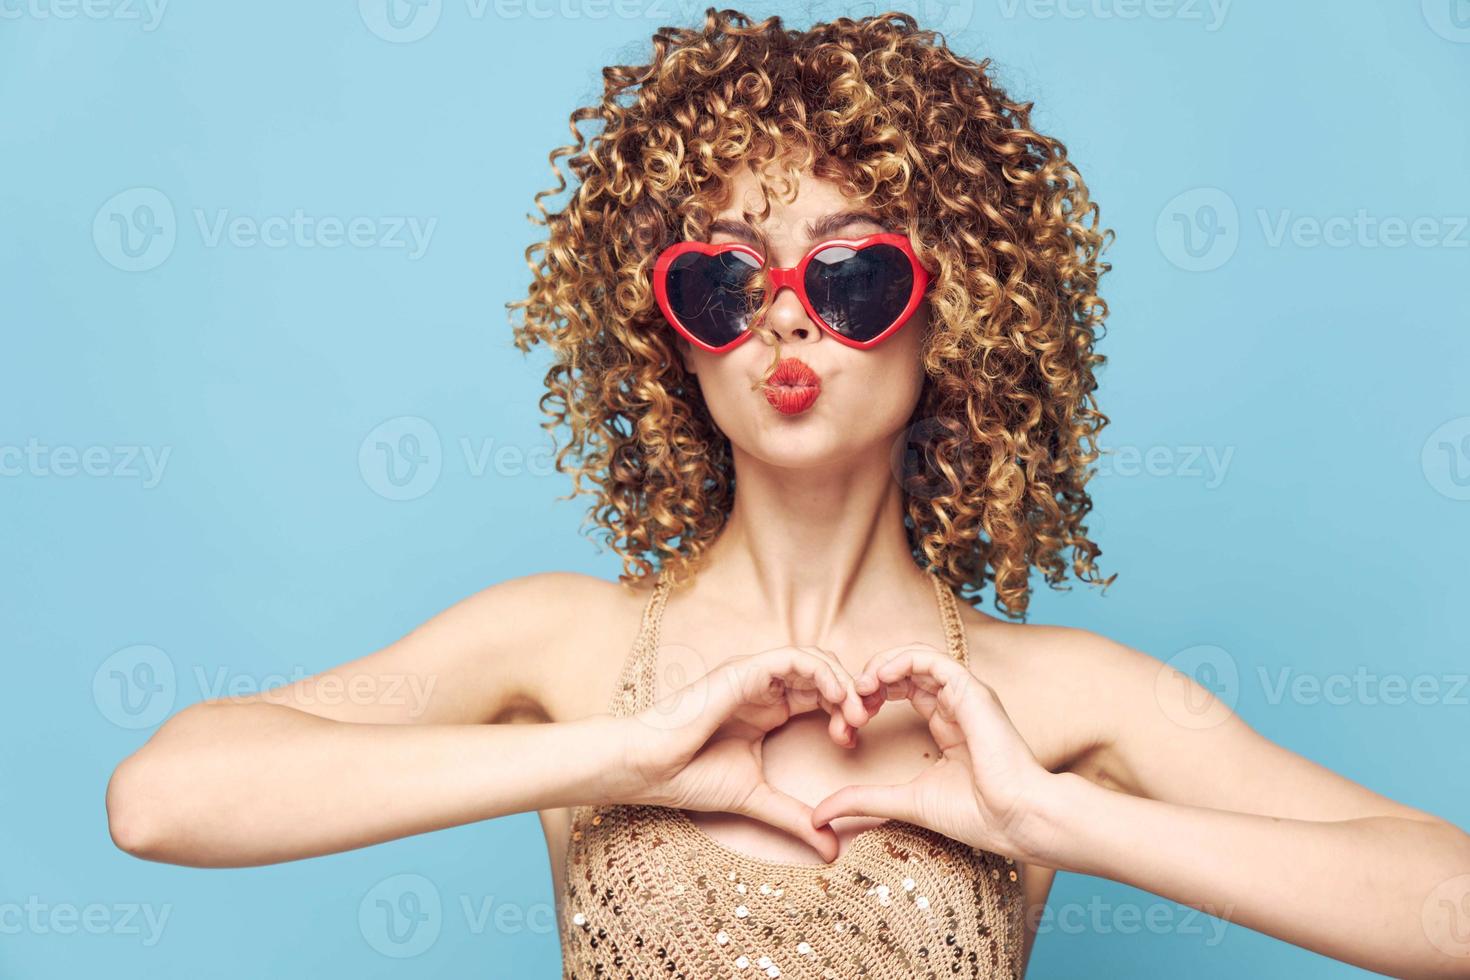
[726,400,916,471]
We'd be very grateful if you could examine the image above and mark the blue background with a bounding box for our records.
[3,1,1468,977]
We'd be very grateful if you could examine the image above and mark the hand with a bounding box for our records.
[616,645,871,862]
[810,643,1057,863]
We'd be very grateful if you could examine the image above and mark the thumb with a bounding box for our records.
[740,784,841,863]
[811,782,916,831]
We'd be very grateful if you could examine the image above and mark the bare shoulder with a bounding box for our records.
[488,570,657,725]
[955,603,1164,776]
[962,607,1158,684]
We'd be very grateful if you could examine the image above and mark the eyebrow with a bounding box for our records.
[706,209,890,244]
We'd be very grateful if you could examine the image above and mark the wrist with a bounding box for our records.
[570,713,653,807]
[1005,769,1097,868]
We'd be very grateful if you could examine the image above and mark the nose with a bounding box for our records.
[756,282,820,346]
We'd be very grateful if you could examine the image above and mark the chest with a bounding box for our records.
[545,617,1095,880]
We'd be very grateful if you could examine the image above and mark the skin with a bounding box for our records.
[105,165,1470,979]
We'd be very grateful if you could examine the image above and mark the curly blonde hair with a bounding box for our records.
[507,6,1115,620]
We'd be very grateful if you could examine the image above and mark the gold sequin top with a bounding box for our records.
[558,568,1026,979]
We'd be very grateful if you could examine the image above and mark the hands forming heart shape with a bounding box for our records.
[618,643,1055,865]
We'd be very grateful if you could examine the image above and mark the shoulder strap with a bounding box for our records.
[608,567,674,717]
[930,571,970,667]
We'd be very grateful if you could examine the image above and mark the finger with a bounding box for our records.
[793,646,869,732]
[830,704,857,749]
[664,647,860,745]
[869,649,996,743]
[787,652,858,752]
[742,783,841,863]
[810,782,917,830]
[856,641,943,693]
[718,648,853,739]
[850,648,972,752]
[779,647,862,748]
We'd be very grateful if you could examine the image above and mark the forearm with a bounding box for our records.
[1024,773,1470,980]
[106,701,631,868]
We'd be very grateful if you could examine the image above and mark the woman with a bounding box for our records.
[105,9,1470,979]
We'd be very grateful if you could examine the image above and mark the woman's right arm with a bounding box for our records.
[103,572,636,868]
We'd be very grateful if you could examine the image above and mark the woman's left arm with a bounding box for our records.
[1025,630,1470,979]
[815,634,1470,980]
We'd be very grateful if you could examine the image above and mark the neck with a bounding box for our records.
[693,438,933,645]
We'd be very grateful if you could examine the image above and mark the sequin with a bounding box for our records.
[558,568,1025,979]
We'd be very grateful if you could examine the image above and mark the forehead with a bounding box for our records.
[713,166,855,225]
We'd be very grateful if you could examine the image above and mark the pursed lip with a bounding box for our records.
[763,356,822,415]
[769,356,821,389]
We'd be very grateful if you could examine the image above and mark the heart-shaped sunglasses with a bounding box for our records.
[651,232,931,353]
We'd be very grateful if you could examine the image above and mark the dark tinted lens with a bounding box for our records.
[804,243,914,342]
[663,250,761,347]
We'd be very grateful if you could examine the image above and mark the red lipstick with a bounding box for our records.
[763,356,822,416]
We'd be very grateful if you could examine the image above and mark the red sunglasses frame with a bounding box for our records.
[651,232,932,354]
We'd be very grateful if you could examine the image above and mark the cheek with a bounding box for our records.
[683,348,755,432]
[860,312,930,414]
[854,344,927,429]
